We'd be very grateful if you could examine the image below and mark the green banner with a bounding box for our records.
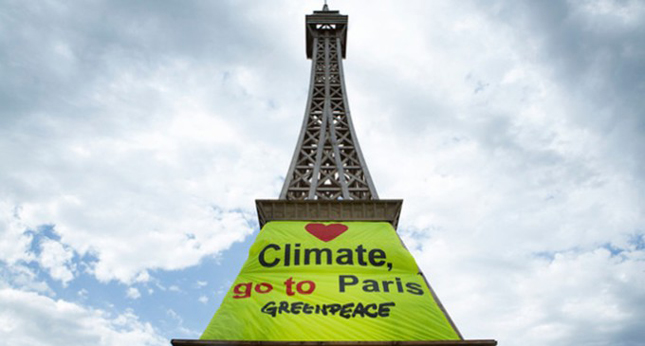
[201,221,460,341]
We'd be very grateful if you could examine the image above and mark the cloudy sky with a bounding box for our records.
[1,0,644,345]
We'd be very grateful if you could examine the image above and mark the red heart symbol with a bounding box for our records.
[305,223,348,242]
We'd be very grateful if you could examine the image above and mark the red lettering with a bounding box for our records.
[296,280,316,294]
[284,277,296,296]
[234,282,273,298]
[233,282,252,299]
[255,282,273,294]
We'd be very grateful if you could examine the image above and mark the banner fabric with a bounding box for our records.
[201,221,460,341]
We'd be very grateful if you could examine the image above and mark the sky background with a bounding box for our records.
[1,0,644,345]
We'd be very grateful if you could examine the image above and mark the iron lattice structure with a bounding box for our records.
[280,6,378,201]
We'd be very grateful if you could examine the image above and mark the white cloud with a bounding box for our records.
[416,246,645,345]
[0,202,33,265]
[38,238,76,286]
[126,287,141,300]
[134,271,151,283]
[0,263,52,296]
[5,96,262,283]
[0,288,166,346]
[198,295,208,304]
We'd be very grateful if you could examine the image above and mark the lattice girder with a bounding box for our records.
[280,12,378,201]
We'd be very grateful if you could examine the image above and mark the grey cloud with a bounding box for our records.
[0,0,300,124]
[475,0,645,175]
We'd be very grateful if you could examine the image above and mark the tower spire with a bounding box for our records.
[280,7,378,200]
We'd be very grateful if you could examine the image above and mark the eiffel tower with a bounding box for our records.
[255,4,402,228]
[173,5,496,346]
